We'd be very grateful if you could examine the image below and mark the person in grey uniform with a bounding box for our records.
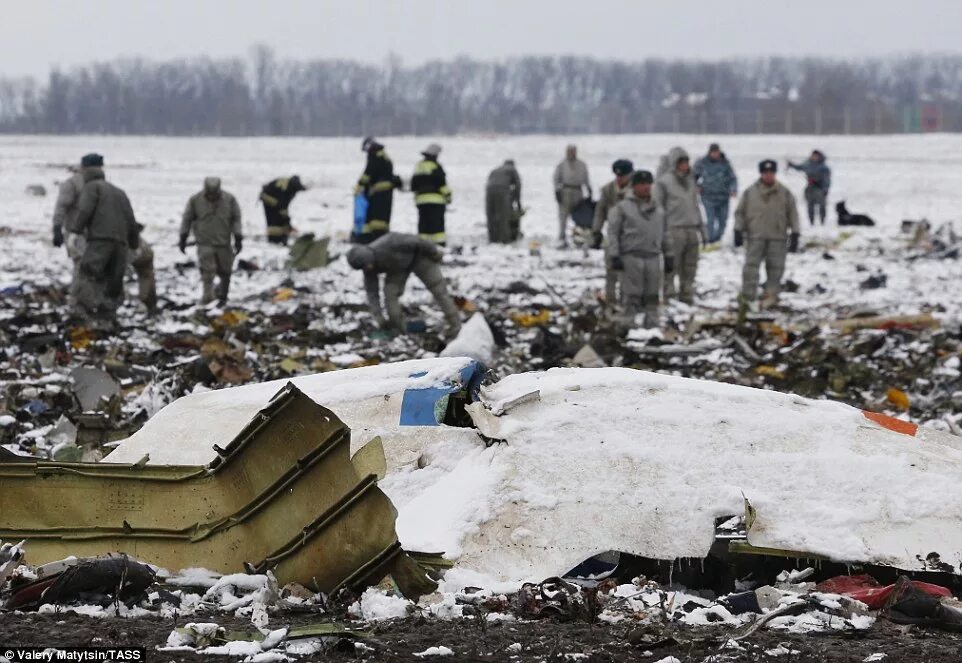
[552,145,591,247]
[654,146,705,304]
[180,177,243,305]
[346,232,462,336]
[52,156,96,307]
[592,159,634,308]
[67,155,140,323]
[607,170,672,329]
[734,159,800,308]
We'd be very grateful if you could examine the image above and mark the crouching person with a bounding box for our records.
[734,160,800,310]
[607,170,672,329]
[346,232,462,336]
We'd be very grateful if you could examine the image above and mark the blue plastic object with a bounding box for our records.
[398,361,484,426]
[353,193,369,235]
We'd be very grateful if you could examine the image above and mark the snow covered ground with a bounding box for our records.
[1,133,960,339]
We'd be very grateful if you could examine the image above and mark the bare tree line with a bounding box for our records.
[1,47,961,136]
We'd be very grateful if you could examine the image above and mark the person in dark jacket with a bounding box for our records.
[410,144,451,245]
[346,232,461,336]
[67,154,140,322]
[260,175,306,245]
[693,143,738,243]
[788,150,831,226]
[354,137,403,244]
[486,160,522,243]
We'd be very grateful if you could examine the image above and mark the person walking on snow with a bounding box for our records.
[607,170,672,330]
[693,143,737,244]
[180,177,243,305]
[346,232,462,337]
[734,159,800,311]
[67,154,141,324]
[654,147,705,304]
[552,145,591,248]
[411,144,451,245]
[787,150,831,226]
[592,159,634,307]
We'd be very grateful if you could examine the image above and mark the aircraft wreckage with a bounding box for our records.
[4,357,962,596]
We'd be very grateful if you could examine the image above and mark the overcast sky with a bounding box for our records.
[2,0,961,77]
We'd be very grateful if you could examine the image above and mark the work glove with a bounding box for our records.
[788,232,800,254]
[392,175,404,191]
[733,230,744,248]
[178,233,188,254]
[592,231,603,249]
[610,256,624,271]
[554,190,562,204]
[53,226,64,248]
[664,255,675,274]
[234,236,243,254]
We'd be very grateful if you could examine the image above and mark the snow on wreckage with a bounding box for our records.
[14,358,962,575]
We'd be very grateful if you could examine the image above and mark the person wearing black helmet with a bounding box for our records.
[592,158,634,306]
[606,170,672,330]
[260,175,306,245]
[734,159,800,311]
[354,137,403,244]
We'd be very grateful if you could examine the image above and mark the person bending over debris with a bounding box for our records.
[67,154,140,325]
[734,160,800,311]
[655,147,705,304]
[607,170,672,330]
[260,175,305,245]
[592,159,634,308]
[346,232,462,336]
[180,177,243,305]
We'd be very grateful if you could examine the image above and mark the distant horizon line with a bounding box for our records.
[3,48,962,79]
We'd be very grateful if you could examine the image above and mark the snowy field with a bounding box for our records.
[1,132,961,322]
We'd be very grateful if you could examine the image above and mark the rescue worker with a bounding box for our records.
[346,232,461,336]
[788,150,831,226]
[693,143,738,244]
[734,159,800,309]
[410,144,451,245]
[260,175,305,245]
[180,177,243,305]
[52,157,92,307]
[654,147,705,304]
[67,154,140,324]
[607,170,672,330]
[354,137,403,244]
[485,159,522,243]
[592,159,634,307]
[552,145,591,248]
